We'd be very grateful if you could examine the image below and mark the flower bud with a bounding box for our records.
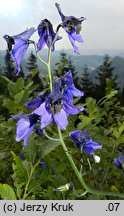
[93,155,101,163]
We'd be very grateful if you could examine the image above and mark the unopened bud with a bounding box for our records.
[93,155,101,163]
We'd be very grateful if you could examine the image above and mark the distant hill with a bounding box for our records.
[90,56,124,86]
[0,49,124,86]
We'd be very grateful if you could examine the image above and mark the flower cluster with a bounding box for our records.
[14,71,84,148]
[4,3,102,162]
[3,3,85,75]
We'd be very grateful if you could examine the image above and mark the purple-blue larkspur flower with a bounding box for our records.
[25,90,50,110]
[55,3,86,53]
[3,27,36,75]
[25,97,42,110]
[60,70,84,101]
[69,130,102,155]
[14,114,39,148]
[20,153,25,159]
[114,152,124,169]
[40,161,47,170]
[37,19,61,51]
[33,87,84,130]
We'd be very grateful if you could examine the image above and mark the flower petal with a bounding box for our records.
[11,28,36,74]
[37,33,46,50]
[23,125,34,149]
[69,130,83,144]
[83,146,94,155]
[12,43,29,74]
[63,70,73,86]
[69,84,84,97]
[33,102,46,116]
[16,118,30,142]
[86,141,102,150]
[54,108,68,130]
[64,89,73,102]
[25,97,42,110]
[68,33,79,54]
[55,3,65,21]
[13,27,36,40]
[63,100,84,114]
[70,31,83,43]
[40,111,53,129]
[83,141,102,155]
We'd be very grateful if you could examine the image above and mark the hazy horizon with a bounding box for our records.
[0,0,124,52]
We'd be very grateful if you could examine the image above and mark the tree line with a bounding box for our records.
[0,50,124,107]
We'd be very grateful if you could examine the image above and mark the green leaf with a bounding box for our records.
[7,82,17,98]
[0,152,10,159]
[113,130,119,139]
[14,90,25,104]
[78,115,91,128]
[15,77,24,91]
[24,136,37,162]
[11,151,27,182]
[3,98,17,113]
[0,184,17,200]
[106,90,118,99]
[1,76,12,84]
[31,68,39,78]
[118,123,124,135]
[86,97,96,114]
[39,138,61,158]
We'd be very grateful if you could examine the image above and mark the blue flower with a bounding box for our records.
[33,88,84,130]
[14,114,39,148]
[69,130,102,155]
[25,90,50,110]
[114,152,124,169]
[20,153,25,159]
[3,27,36,75]
[37,19,61,51]
[55,3,86,53]
[40,161,47,170]
[60,70,84,101]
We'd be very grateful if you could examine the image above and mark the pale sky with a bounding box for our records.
[0,0,124,51]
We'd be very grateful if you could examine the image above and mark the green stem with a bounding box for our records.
[34,43,47,66]
[22,161,40,200]
[43,129,59,141]
[47,47,52,93]
[58,127,124,198]
[47,29,59,93]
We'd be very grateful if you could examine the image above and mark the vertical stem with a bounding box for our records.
[47,47,52,93]
[22,161,40,200]
[58,127,89,190]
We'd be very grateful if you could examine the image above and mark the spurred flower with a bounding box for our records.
[25,91,50,110]
[37,19,61,51]
[33,84,84,130]
[25,97,43,110]
[3,27,36,74]
[69,130,102,155]
[55,3,86,53]
[14,114,39,148]
[60,70,84,101]
[114,152,124,170]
